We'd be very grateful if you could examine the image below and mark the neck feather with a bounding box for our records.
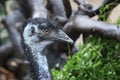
[22,40,52,80]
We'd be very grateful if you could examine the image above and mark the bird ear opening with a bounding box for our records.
[29,27,35,36]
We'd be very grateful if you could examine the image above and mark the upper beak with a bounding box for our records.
[52,30,74,44]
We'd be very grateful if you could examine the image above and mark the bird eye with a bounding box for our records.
[42,29,51,35]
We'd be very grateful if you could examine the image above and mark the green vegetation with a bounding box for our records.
[115,17,120,26]
[99,0,119,21]
[52,36,120,80]
[0,4,5,16]
[99,4,110,21]
[52,4,120,79]
[0,4,9,44]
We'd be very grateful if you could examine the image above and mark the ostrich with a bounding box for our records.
[21,18,73,80]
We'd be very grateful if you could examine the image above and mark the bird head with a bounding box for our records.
[22,18,73,44]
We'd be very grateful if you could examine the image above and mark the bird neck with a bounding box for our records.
[23,41,52,80]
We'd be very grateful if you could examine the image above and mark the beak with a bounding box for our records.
[52,30,74,44]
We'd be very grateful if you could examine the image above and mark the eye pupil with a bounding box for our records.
[43,29,51,35]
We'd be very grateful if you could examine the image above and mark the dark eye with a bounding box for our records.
[42,29,51,35]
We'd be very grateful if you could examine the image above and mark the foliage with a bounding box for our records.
[115,17,120,26]
[52,36,120,80]
[0,4,9,44]
[0,29,9,43]
[99,0,119,21]
[0,4,5,16]
[99,4,110,21]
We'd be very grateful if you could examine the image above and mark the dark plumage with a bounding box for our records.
[21,18,59,34]
[28,18,58,29]
[21,18,73,80]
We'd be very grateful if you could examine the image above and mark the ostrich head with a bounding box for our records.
[22,18,73,47]
[21,18,73,80]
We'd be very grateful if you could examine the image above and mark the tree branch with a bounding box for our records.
[63,15,120,41]
[28,0,48,18]
[74,0,120,17]
[0,42,13,56]
[63,0,72,18]
[2,9,25,56]
[0,42,14,65]
[48,0,66,17]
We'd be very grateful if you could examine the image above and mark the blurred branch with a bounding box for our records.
[74,0,120,17]
[16,0,32,18]
[63,0,72,18]
[0,66,16,79]
[0,42,13,56]
[48,0,66,17]
[28,0,48,18]
[47,0,69,25]
[2,9,25,56]
[63,14,120,41]
[0,42,14,66]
